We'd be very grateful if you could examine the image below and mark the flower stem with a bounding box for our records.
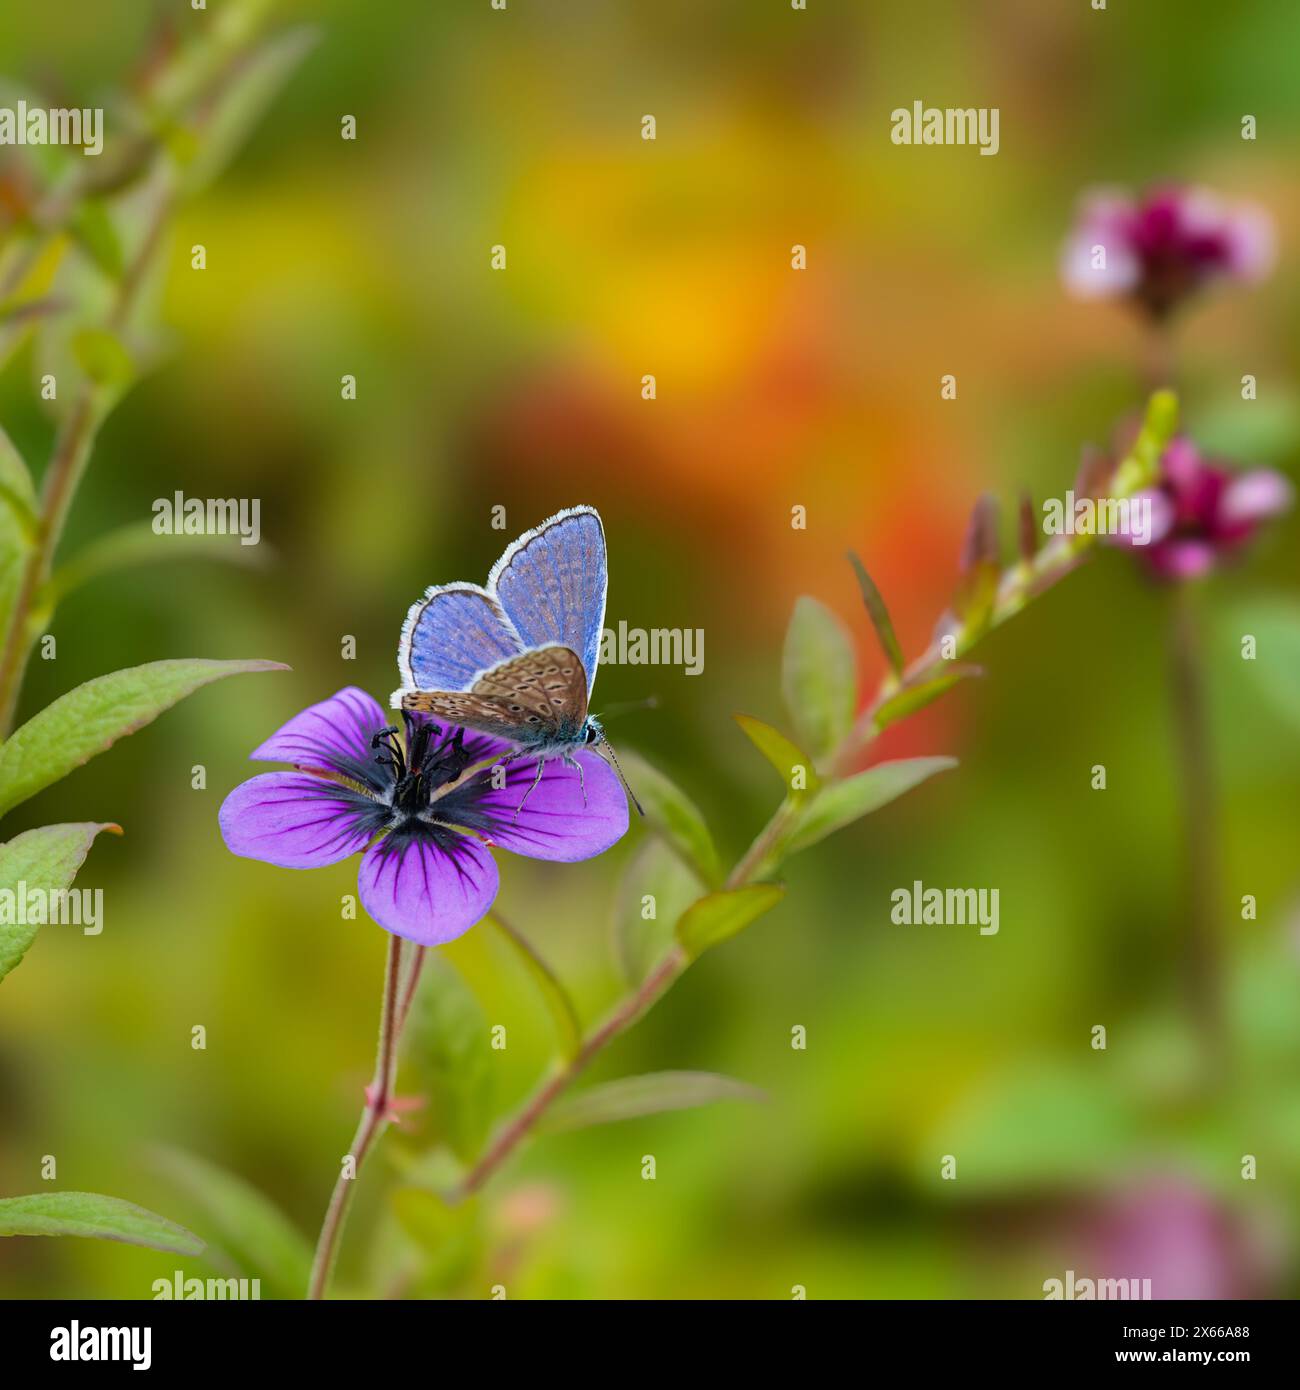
[453,945,687,1201]
[307,934,407,1300]
[1168,587,1225,1081]
[0,188,172,735]
[443,395,1183,1199]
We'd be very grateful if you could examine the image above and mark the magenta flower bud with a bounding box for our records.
[1064,1178,1280,1300]
[1062,185,1275,319]
[1105,435,1292,579]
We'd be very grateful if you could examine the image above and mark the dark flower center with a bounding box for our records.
[370,715,474,820]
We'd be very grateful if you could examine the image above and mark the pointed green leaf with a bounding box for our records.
[1111,389,1178,497]
[847,552,904,676]
[617,751,722,887]
[389,1187,481,1292]
[1017,490,1038,565]
[952,494,1001,635]
[612,836,703,987]
[0,421,37,540]
[675,883,785,960]
[0,425,34,498]
[44,521,270,608]
[0,821,121,984]
[404,957,493,1163]
[537,1071,766,1136]
[873,665,982,730]
[787,756,958,854]
[489,914,581,1060]
[0,657,289,819]
[0,1191,203,1255]
[71,198,125,280]
[781,596,857,758]
[181,28,320,192]
[151,1147,312,1300]
[0,423,37,651]
[71,327,134,388]
[734,713,820,797]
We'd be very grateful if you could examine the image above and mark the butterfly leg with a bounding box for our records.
[563,752,588,808]
[512,757,548,820]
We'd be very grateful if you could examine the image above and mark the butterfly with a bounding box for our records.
[391,505,643,815]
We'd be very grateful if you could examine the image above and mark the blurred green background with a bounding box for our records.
[1,0,1298,1299]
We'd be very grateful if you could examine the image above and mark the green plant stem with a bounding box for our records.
[307,934,407,1300]
[443,518,1123,1197]
[445,393,1180,1198]
[453,944,688,1201]
[726,796,804,890]
[0,186,174,736]
[0,7,273,734]
[0,391,101,735]
[1168,587,1225,1080]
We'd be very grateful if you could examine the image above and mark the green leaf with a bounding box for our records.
[151,1147,312,1300]
[873,665,982,730]
[675,883,785,960]
[952,494,1001,635]
[537,1070,766,1136]
[612,836,703,987]
[71,198,125,279]
[787,756,958,855]
[0,421,37,538]
[781,596,857,759]
[847,552,904,676]
[0,657,289,819]
[734,713,820,798]
[1229,595,1300,731]
[1111,389,1178,497]
[44,521,270,608]
[921,1062,1137,1196]
[0,1191,203,1255]
[0,821,121,984]
[70,327,134,388]
[389,1187,481,1292]
[181,27,319,192]
[617,751,722,887]
[404,956,493,1163]
[0,425,37,650]
[489,914,581,1061]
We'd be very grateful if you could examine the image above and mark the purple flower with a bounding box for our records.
[1067,1178,1279,1300]
[219,688,628,945]
[1108,436,1292,579]
[1062,185,1274,318]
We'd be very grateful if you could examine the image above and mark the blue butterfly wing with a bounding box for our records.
[397,582,524,692]
[488,506,607,696]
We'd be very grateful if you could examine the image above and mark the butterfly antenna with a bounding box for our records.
[596,734,645,817]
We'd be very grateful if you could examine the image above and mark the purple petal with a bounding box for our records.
[1223,203,1276,281]
[358,833,498,946]
[1219,469,1294,526]
[251,687,387,771]
[1147,538,1217,581]
[473,750,630,862]
[1061,232,1139,299]
[220,772,375,868]
[1101,488,1175,549]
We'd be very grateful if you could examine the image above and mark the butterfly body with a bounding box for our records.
[393,509,641,814]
